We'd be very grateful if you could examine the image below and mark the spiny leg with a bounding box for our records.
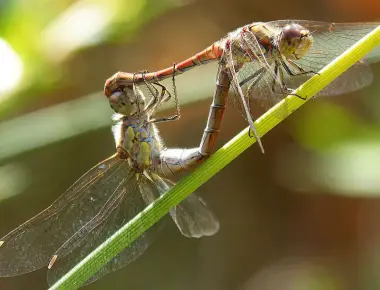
[150,64,181,124]
[238,35,278,153]
[152,82,171,103]
[285,59,319,76]
[279,59,318,100]
[245,67,267,138]
[271,61,280,93]
[142,72,161,113]
[170,63,181,119]
[132,73,144,115]
[270,61,307,100]
[239,66,267,87]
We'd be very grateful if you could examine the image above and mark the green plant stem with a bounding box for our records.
[50,25,380,290]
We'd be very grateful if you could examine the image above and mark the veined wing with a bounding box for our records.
[268,21,380,65]
[282,60,374,97]
[47,170,219,286]
[277,21,380,96]
[46,168,165,286]
[237,21,380,109]
[0,155,130,277]
[150,174,219,238]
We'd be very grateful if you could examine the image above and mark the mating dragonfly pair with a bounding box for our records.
[1,20,379,286]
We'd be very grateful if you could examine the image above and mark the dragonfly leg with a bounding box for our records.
[153,82,171,103]
[150,64,181,124]
[154,69,231,176]
[142,73,161,113]
[240,67,266,88]
[240,67,266,142]
[271,61,280,92]
[230,37,265,153]
[272,62,307,100]
[282,59,319,76]
[275,86,307,100]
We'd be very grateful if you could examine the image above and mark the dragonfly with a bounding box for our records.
[0,77,219,286]
[105,20,380,154]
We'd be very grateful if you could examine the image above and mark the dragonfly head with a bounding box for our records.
[108,86,145,116]
[277,23,313,60]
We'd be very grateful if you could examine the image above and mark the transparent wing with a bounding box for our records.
[236,21,380,110]
[284,60,374,97]
[269,20,380,66]
[277,21,379,96]
[151,174,220,238]
[171,194,220,238]
[0,155,129,277]
[224,25,287,127]
[47,169,165,286]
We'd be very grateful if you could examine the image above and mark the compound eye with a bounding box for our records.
[278,24,312,59]
[108,90,136,116]
[282,24,303,43]
[109,91,123,106]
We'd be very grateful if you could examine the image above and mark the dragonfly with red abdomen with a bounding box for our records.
[105,20,380,154]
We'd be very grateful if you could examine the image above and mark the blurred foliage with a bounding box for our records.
[291,100,380,151]
[0,0,184,119]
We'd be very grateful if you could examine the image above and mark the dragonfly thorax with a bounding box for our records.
[113,116,162,172]
[276,23,313,60]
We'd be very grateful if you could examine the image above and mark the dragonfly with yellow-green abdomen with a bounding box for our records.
[0,78,219,286]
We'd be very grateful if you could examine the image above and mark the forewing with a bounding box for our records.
[283,60,374,97]
[0,155,126,276]
[238,21,379,110]
[268,20,380,67]
[47,170,164,286]
[271,21,380,94]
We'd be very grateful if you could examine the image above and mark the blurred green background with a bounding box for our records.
[1,0,380,289]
